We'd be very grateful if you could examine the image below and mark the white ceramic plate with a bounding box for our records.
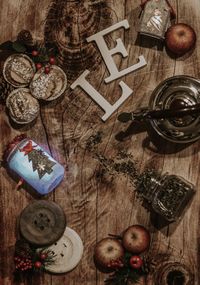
[44,227,83,273]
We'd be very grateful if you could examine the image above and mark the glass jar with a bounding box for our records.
[5,135,64,195]
[137,170,195,221]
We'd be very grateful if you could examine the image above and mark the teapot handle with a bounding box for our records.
[118,103,200,123]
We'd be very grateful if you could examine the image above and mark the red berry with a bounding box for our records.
[45,66,50,74]
[40,253,48,260]
[49,56,56,65]
[34,261,42,268]
[36,63,42,70]
[130,255,143,269]
[32,50,39,57]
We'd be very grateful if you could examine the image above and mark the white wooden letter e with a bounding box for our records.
[70,20,147,121]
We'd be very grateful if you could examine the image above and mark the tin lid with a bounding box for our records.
[4,134,27,162]
[156,262,194,285]
[3,54,36,87]
[42,227,84,273]
[19,200,66,246]
[6,88,40,125]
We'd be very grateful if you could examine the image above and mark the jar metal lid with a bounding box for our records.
[4,134,27,162]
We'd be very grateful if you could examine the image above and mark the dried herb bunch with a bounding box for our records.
[95,150,139,186]
[86,131,103,151]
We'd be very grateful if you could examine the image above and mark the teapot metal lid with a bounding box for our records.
[149,75,200,143]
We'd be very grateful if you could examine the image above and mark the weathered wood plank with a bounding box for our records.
[0,0,199,284]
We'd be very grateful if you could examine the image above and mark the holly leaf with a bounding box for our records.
[45,42,59,56]
[33,54,49,63]
[45,42,58,50]
[12,41,26,53]
[0,41,14,51]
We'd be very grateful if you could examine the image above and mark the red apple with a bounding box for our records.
[122,225,150,254]
[165,23,196,55]
[94,238,124,270]
[130,255,143,269]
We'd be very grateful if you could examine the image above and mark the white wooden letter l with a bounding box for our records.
[70,70,133,121]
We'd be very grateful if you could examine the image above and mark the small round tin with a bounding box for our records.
[6,88,40,124]
[149,76,200,143]
[156,262,194,285]
[19,200,66,246]
[30,65,67,101]
[3,54,36,87]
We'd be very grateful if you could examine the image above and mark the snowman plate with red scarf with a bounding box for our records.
[40,227,84,274]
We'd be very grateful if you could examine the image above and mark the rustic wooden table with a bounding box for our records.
[0,0,199,284]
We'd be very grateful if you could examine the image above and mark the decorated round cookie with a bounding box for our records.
[30,65,67,101]
[3,54,36,87]
[43,227,83,273]
[6,88,40,124]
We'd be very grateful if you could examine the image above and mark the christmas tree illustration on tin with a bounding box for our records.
[20,140,56,179]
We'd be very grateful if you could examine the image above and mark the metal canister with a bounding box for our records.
[139,0,173,40]
[5,135,64,195]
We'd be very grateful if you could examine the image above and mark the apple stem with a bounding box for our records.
[108,234,122,239]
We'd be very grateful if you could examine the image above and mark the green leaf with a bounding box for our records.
[45,42,59,55]
[33,54,49,63]
[12,41,26,53]
[0,41,14,51]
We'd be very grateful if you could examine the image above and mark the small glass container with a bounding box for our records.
[139,0,173,40]
[137,170,195,221]
[5,135,64,195]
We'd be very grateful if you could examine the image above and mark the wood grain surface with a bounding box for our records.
[0,0,199,284]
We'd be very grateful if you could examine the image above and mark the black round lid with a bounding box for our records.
[19,200,66,246]
[149,76,200,143]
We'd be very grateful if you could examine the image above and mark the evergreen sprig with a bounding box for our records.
[0,30,59,64]
[14,239,56,273]
[105,252,146,285]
